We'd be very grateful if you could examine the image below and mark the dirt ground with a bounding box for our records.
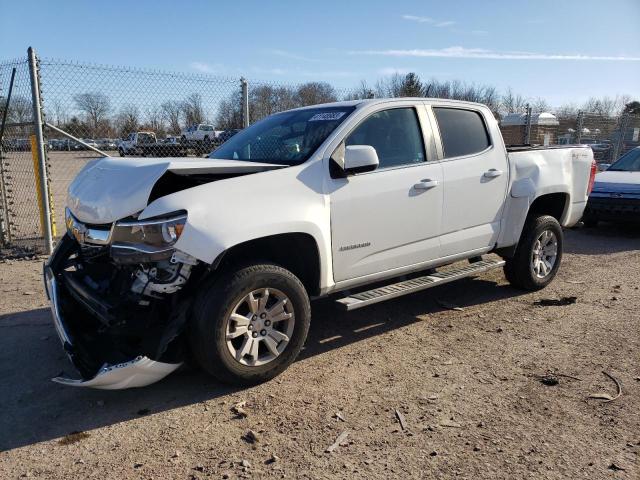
[0,225,639,479]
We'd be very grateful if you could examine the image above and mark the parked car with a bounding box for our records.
[97,138,118,151]
[118,131,157,156]
[216,128,241,145]
[580,138,613,162]
[583,146,640,226]
[181,124,216,145]
[45,98,595,389]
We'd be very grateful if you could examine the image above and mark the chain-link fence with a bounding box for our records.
[500,108,640,164]
[1,49,638,255]
[0,57,49,253]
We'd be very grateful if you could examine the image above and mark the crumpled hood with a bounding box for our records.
[67,156,284,224]
[592,170,640,195]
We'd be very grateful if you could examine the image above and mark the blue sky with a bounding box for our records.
[2,0,639,106]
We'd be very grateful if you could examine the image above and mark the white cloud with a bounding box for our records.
[402,14,434,23]
[351,46,640,61]
[402,15,455,27]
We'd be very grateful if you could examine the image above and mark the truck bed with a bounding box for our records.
[506,144,591,153]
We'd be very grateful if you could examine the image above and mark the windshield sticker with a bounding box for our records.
[309,111,347,122]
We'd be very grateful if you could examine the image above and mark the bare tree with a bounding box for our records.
[295,82,338,106]
[48,98,69,126]
[529,97,551,112]
[181,93,205,127]
[582,96,616,116]
[555,102,579,117]
[144,105,165,135]
[8,96,31,123]
[374,73,404,98]
[115,104,140,137]
[161,100,182,134]
[215,93,243,130]
[74,92,111,136]
[344,80,375,100]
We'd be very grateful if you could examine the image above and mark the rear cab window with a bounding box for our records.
[433,107,491,159]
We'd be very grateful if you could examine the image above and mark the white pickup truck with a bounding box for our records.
[180,123,217,144]
[44,98,596,389]
[117,131,157,156]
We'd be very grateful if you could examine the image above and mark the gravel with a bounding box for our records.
[0,225,639,479]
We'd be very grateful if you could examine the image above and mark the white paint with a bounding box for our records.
[67,98,594,297]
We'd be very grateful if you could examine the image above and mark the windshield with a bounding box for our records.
[209,106,355,165]
[608,148,640,171]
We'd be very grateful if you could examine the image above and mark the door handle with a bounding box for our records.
[483,169,503,178]
[413,179,439,190]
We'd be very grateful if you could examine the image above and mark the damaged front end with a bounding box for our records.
[43,208,203,389]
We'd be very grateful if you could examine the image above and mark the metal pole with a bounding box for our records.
[612,113,628,162]
[241,77,249,129]
[28,46,53,254]
[523,104,532,145]
[576,111,584,144]
[45,122,109,157]
[0,67,16,246]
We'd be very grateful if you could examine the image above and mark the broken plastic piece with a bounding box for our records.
[52,356,182,390]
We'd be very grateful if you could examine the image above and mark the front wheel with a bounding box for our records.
[118,148,125,157]
[504,215,563,291]
[189,263,311,385]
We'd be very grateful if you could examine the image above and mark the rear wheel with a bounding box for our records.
[189,263,311,385]
[504,215,563,291]
[118,148,125,157]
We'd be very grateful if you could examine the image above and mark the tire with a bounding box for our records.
[189,263,311,385]
[503,215,563,291]
[118,148,125,157]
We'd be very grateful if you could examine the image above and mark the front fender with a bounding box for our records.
[139,160,334,290]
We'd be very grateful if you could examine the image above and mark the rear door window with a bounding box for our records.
[433,107,490,159]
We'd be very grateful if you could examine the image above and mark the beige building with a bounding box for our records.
[500,112,560,146]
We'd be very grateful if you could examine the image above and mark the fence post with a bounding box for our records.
[576,111,584,144]
[611,113,628,162]
[523,104,532,144]
[240,77,249,129]
[28,46,54,255]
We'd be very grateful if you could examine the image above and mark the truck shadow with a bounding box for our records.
[0,276,522,452]
[564,224,640,255]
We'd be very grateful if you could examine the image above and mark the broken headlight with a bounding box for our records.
[111,212,187,247]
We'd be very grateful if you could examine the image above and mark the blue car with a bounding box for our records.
[583,146,640,226]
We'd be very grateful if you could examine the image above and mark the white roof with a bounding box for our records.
[501,112,559,126]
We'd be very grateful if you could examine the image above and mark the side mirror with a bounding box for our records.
[343,145,379,174]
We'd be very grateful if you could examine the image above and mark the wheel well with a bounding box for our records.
[215,233,321,296]
[528,193,568,222]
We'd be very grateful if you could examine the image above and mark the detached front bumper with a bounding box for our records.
[42,237,184,389]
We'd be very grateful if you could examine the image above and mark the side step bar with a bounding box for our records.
[335,258,505,311]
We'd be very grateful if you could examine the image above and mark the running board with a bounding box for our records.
[335,258,505,311]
